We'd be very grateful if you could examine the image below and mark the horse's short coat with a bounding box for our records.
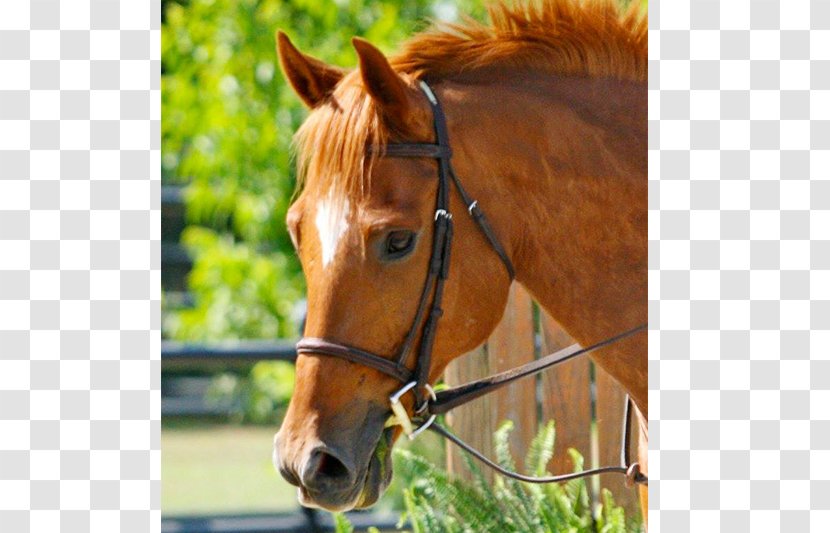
[273,0,648,520]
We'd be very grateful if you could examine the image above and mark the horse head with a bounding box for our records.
[272,33,513,511]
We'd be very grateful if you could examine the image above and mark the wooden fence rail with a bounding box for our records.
[444,284,640,517]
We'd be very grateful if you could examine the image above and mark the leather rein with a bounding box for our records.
[295,81,647,487]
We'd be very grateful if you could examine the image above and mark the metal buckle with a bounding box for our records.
[467,200,479,215]
[386,381,437,440]
[419,81,438,105]
[434,209,452,221]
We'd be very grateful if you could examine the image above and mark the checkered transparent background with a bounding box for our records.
[1,0,828,531]
[650,0,830,531]
[0,1,160,532]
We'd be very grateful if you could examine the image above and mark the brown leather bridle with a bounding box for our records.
[295,81,647,486]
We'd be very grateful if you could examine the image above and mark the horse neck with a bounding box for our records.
[446,71,648,409]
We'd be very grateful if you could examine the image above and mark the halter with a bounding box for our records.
[295,81,647,486]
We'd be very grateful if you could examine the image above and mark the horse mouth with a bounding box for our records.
[298,428,394,511]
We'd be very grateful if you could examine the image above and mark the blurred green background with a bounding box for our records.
[162,0,488,344]
[161,0,486,515]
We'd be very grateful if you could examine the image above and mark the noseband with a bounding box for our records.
[295,81,647,486]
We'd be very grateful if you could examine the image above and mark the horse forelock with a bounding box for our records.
[293,74,388,213]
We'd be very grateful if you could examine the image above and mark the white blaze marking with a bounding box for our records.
[314,190,350,269]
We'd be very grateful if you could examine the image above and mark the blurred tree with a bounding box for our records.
[162,0,487,341]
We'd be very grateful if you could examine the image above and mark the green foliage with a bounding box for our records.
[338,420,641,533]
[333,512,354,533]
[333,513,382,533]
[596,488,628,533]
[162,0,477,342]
[164,227,304,340]
[205,360,295,424]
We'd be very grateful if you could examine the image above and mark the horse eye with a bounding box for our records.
[385,231,416,258]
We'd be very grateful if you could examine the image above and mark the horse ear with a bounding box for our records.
[352,37,410,121]
[276,31,344,108]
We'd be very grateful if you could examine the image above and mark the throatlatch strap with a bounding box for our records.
[449,167,515,279]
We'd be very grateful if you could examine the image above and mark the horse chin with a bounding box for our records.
[353,444,394,509]
[298,482,363,512]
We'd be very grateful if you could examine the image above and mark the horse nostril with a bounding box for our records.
[317,452,350,479]
[301,447,355,491]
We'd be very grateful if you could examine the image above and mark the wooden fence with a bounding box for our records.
[444,284,640,516]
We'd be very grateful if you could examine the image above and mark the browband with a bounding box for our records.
[367,144,452,159]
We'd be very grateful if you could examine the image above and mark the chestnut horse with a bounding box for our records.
[273,0,648,519]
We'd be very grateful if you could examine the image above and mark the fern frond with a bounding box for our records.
[563,448,591,523]
[492,421,544,530]
[402,488,424,533]
[595,488,628,533]
[397,448,505,532]
[461,451,498,505]
[521,420,559,531]
[388,419,636,533]
[494,421,517,471]
[332,513,353,533]
[525,420,556,477]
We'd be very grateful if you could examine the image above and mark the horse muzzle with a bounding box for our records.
[272,408,394,511]
[296,448,390,511]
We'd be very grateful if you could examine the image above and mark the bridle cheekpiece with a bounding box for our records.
[296,80,515,433]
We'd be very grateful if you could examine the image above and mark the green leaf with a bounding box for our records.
[332,512,354,533]
[393,419,639,532]
[525,420,556,477]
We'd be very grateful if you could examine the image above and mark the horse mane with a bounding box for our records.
[293,0,646,202]
[392,0,647,82]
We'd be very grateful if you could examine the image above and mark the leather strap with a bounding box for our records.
[366,83,515,281]
[447,167,516,279]
[427,323,647,415]
[296,338,411,382]
[426,395,647,486]
[414,323,648,486]
[367,144,452,159]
